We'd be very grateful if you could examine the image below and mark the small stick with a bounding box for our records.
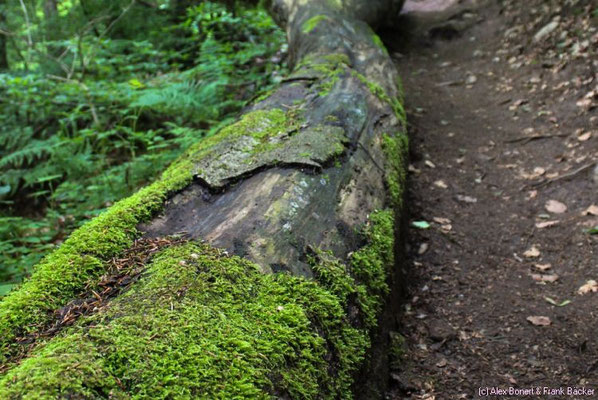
[532,161,597,188]
[504,133,568,145]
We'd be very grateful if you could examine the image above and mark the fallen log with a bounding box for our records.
[0,0,408,397]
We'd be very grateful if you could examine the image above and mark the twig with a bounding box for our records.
[531,161,597,188]
[18,0,33,69]
[82,0,137,71]
[281,76,319,83]
[0,28,16,36]
[18,0,33,48]
[504,133,568,145]
[435,80,464,87]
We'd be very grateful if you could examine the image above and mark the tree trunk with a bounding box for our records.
[42,0,64,60]
[0,9,8,70]
[43,0,57,19]
[0,0,407,398]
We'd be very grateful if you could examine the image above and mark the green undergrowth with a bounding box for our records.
[0,210,397,398]
[0,1,286,289]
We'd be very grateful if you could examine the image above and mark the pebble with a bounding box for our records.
[466,74,478,84]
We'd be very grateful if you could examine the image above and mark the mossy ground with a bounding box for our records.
[0,209,398,398]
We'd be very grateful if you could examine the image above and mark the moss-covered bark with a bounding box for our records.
[0,0,407,397]
[0,211,395,399]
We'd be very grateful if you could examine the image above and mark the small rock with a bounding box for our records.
[466,74,478,85]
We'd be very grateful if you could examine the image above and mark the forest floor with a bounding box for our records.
[385,0,598,399]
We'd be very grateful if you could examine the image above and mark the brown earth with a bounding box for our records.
[383,0,598,399]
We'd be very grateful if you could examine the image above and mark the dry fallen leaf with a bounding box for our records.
[527,316,551,326]
[577,131,592,141]
[535,220,559,229]
[434,180,448,189]
[534,166,546,174]
[418,243,429,255]
[577,280,598,295]
[577,97,593,110]
[440,224,452,232]
[545,199,567,214]
[531,273,559,283]
[523,246,541,258]
[534,263,552,271]
[456,194,477,203]
[433,217,451,224]
[583,205,598,216]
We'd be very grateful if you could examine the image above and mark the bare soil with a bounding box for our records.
[384,0,598,398]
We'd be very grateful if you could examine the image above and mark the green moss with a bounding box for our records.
[0,240,389,399]
[395,75,405,104]
[302,15,329,33]
[382,132,409,208]
[371,33,388,55]
[325,0,343,9]
[294,53,350,98]
[253,88,277,104]
[187,108,297,164]
[190,108,347,187]
[351,70,406,123]
[0,150,195,364]
[349,209,395,327]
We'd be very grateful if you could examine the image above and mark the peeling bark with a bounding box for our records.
[144,0,406,276]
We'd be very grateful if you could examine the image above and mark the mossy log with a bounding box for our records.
[0,0,408,398]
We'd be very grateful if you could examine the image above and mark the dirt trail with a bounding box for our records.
[385,0,598,398]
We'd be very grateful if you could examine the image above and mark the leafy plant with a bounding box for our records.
[0,1,286,290]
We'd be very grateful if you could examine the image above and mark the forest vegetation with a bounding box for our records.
[0,0,286,294]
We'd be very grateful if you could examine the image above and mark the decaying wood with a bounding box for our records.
[0,0,408,397]
[144,0,406,276]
